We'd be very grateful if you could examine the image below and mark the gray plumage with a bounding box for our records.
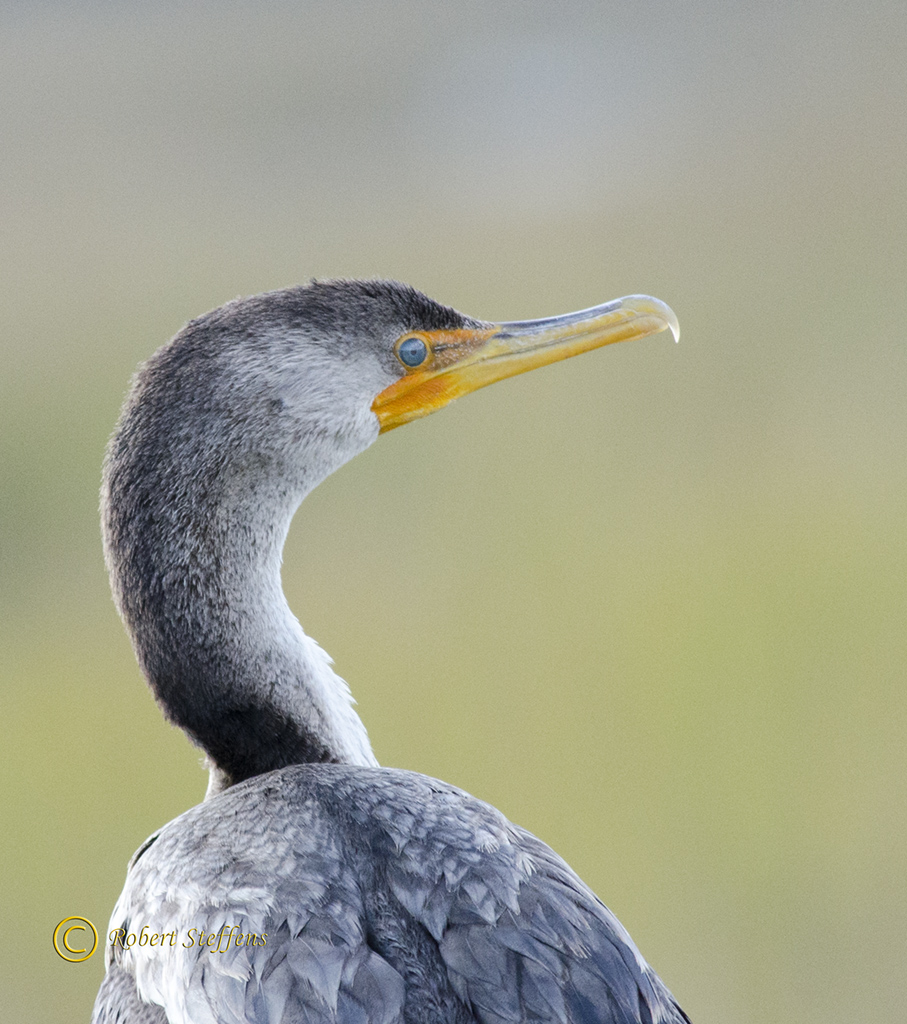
[93,280,688,1023]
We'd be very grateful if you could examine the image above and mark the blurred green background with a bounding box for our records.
[2,1,905,1021]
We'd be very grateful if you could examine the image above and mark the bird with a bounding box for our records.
[92,278,685,1024]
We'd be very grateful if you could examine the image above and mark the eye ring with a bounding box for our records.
[396,335,429,368]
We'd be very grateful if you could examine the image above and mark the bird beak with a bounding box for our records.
[372,294,679,432]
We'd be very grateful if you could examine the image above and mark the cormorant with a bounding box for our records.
[92,279,685,1024]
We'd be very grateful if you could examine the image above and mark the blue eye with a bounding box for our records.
[397,336,428,367]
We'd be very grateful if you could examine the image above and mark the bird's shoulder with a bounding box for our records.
[99,764,685,1024]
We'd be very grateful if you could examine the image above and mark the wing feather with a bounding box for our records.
[93,765,687,1024]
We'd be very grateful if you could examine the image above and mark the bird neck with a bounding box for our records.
[103,463,377,796]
